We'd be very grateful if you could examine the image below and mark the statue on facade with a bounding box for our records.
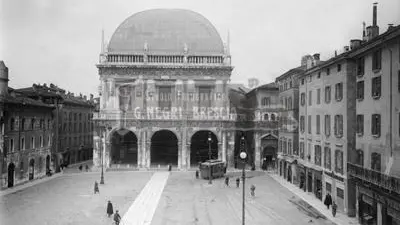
[144,41,149,52]
[183,43,188,54]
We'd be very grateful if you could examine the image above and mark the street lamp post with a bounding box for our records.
[239,135,247,225]
[100,134,104,184]
[208,132,212,184]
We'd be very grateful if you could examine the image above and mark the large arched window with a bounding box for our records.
[264,114,269,121]
[271,114,276,121]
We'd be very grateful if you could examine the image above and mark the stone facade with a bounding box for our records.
[275,64,305,186]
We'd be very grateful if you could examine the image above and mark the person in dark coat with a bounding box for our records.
[107,200,113,217]
[79,165,83,171]
[236,177,240,188]
[94,181,99,194]
[85,164,89,172]
[195,170,199,179]
[225,176,230,187]
[324,193,333,209]
[114,210,121,225]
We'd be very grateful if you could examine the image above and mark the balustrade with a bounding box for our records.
[104,54,225,65]
[348,162,400,194]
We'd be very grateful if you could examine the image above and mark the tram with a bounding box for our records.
[199,160,227,179]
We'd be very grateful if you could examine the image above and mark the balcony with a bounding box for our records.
[348,162,400,194]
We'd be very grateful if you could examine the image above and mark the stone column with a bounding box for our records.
[186,143,191,169]
[178,140,182,170]
[141,130,147,168]
[137,130,142,168]
[145,131,150,168]
[93,136,100,167]
[222,131,227,163]
[254,132,261,170]
[227,132,235,168]
[181,129,187,169]
[377,202,382,225]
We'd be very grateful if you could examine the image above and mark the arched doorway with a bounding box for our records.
[151,130,178,166]
[111,129,138,165]
[46,155,50,170]
[29,159,35,180]
[190,131,218,167]
[262,146,276,170]
[8,163,15,187]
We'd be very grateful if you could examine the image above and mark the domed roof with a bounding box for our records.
[108,9,225,55]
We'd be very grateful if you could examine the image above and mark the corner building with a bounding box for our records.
[93,9,236,170]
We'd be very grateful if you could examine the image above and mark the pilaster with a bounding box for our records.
[181,128,187,169]
[222,131,227,162]
[227,131,235,168]
[255,132,261,170]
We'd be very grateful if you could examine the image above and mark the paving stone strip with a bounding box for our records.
[120,172,169,225]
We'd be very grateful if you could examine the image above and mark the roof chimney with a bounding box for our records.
[373,2,378,27]
[344,46,350,52]
[388,24,394,31]
[350,39,362,50]
[313,53,320,61]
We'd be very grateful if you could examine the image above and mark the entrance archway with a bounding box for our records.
[262,146,276,170]
[151,130,178,166]
[8,163,15,187]
[111,129,138,165]
[190,131,218,166]
[29,159,35,180]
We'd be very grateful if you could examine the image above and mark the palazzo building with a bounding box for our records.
[93,9,239,170]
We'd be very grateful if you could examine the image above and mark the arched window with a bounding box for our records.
[271,114,276,121]
[264,114,269,121]
[31,137,35,149]
[266,97,271,106]
[261,97,267,106]
[10,118,15,131]
[31,118,35,130]
[21,118,25,131]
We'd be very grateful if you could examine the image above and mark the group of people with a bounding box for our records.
[225,176,256,197]
[94,182,122,224]
[324,193,338,217]
[78,164,90,172]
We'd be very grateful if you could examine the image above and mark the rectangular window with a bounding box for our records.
[198,87,212,108]
[308,115,312,134]
[337,64,342,72]
[372,76,381,98]
[300,142,305,159]
[316,115,321,134]
[357,57,365,76]
[357,81,364,100]
[327,68,330,75]
[326,182,332,193]
[10,139,14,152]
[371,153,381,171]
[372,114,381,136]
[314,145,321,166]
[317,72,321,79]
[356,114,364,135]
[301,93,305,106]
[301,78,305,85]
[308,90,312,106]
[317,88,321,104]
[324,147,331,170]
[356,149,364,166]
[335,82,343,101]
[372,49,382,70]
[334,115,343,137]
[335,150,343,174]
[325,86,331,103]
[300,116,305,133]
[337,188,344,199]
[325,115,331,136]
[20,137,25,150]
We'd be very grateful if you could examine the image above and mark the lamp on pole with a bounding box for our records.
[100,133,105,184]
[208,132,212,184]
[239,135,247,225]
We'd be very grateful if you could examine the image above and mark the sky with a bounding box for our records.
[1,0,399,97]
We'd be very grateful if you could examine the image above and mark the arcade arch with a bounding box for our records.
[151,130,178,166]
[110,129,138,165]
[190,130,218,166]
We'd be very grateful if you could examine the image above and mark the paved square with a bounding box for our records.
[1,171,335,225]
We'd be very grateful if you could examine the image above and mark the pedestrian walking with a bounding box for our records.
[168,164,172,171]
[236,177,240,188]
[94,181,99,194]
[324,193,332,209]
[250,184,256,197]
[195,170,199,179]
[225,176,230,187]
[107,200,114,217]
[332,201,337,217]
[114,210,121,225]
[85,164,89,172]
[79,165,83,171]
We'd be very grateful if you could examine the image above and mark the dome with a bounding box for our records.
[108,9,225,55]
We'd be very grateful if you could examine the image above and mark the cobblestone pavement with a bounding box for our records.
[0,171,153,225]
[151,172,335,225]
